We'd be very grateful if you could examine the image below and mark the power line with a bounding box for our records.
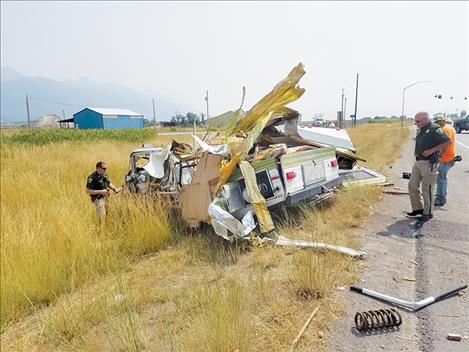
[29,96,85,108]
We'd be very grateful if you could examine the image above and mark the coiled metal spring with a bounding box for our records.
[354,308,402,331]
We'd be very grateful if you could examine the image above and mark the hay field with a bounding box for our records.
[0,130,195,325]
[1,123,410,351]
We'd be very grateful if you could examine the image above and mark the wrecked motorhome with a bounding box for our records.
[124,63,375,247]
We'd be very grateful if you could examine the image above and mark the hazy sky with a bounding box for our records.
[1,1,468,119]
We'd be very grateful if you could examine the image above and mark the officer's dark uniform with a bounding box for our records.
[86,171,111,221]
[409,122,450,216]
[414,122,450,163]
[86,171,110,201]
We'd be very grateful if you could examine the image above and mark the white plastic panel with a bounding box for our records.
[323,157,339,181]
[302,162,326,186]
[283,165,304,194]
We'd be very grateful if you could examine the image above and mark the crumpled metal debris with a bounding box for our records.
[143,144,171,178]
[208,203,256,242]
[192,134,230,157]
[275,235,367,258]
[239,161,275,233]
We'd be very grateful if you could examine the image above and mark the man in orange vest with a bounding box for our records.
[434,115,456,206]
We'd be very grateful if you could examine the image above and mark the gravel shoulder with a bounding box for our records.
[329,131,469,352]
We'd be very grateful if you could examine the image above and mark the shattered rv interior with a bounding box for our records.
[124,63,381,248]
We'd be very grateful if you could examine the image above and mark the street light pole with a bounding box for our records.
[401,80,431,128]
[205,90,209,120]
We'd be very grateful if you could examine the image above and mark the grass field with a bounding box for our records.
[1,123,410,351]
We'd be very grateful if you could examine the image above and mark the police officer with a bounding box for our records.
[86,161,121,226]
[407,112,450,221]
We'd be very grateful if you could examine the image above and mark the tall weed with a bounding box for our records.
[0,141,172,325]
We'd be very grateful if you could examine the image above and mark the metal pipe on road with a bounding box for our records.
[350,284,467,312]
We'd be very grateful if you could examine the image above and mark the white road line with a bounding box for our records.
[456,140,469,150]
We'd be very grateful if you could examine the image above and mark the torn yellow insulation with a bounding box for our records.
[239,161,275,233]
[213,63,307,230]
[230,63,306,137]
[214,153,240,195]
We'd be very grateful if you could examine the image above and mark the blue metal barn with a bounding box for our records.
[72,108,144,129]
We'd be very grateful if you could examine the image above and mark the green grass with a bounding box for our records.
[367,118,402,124]
[1,128,156,145]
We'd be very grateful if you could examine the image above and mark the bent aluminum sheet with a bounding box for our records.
[208,203,255,242]
[142,144,171,178]
[277,124,356,152]
[296,126,356,152]
[192,134,230,157]
[276,235,366,258]
[339,167,386,188]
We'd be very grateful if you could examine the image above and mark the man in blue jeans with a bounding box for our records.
[434,115,456,206]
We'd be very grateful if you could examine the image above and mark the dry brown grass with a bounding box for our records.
[347,121,411,172]
[1,123,410,351]
[0,137,192,326]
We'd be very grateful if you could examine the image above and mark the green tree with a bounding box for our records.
[186,112,200,125]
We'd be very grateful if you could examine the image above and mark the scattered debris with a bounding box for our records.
[114,294,126,303]
[402,172,411,179]
[208,203,255,242]
[409,260,419,266]
[276,235,367,258]
[354,308,402,332]
[350,284,468,311]
[339,167,386,189]
[336,286,346,291]
[384,189,410,195]
[317,331,325,339]
[402,276,416,282]
[292,305,320,347]
[447,333,465,341]
[436,314,460,318]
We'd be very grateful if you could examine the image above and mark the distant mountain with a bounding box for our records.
[0,66,194,123]
[1,66,25,82]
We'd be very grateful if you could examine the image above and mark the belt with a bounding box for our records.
[416,155,429,161]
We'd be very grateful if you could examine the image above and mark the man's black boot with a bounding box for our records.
[406,209,424,218]
[420,214,433,221]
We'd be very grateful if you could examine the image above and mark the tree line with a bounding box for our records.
[170,112,205,126]
[143,112,206,127]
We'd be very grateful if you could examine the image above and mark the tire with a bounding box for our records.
[455,125,461,133]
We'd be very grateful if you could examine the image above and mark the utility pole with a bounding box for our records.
[205,90,209,120]
[25,94,31,129]
[353,73,359,127]
[344,97,347,129]
[340,89,344,129]
[62,110,66,119]
[152,98,157,132]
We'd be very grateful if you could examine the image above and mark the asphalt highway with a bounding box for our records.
[330,129,468,352]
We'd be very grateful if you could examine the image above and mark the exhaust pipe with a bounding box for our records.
[350,284,467,312]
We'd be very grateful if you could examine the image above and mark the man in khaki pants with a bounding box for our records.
[86,161,121,228]
[407,112,450,222]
